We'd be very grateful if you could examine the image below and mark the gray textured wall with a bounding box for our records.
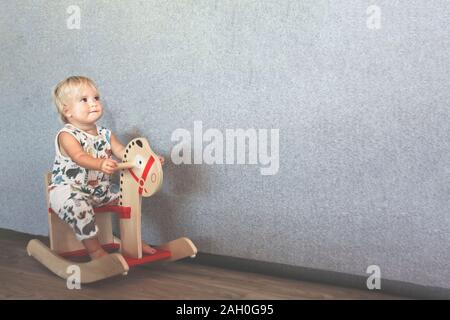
[1,0,449,290]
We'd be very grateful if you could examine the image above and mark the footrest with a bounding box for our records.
[124,249,172,267]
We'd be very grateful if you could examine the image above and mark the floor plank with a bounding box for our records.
[0,229,405,299]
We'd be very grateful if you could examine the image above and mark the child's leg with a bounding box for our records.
[93,183,119,206]
[82,237,108,259]
[50,186,107,259]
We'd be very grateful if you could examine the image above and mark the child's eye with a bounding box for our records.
[95,96,100,101]
[80,98,88,102]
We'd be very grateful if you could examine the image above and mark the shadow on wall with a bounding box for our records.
[141,161,211,243]
[108,122,210,243]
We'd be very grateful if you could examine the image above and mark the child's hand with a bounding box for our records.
[158,155,165,166]
[100,159,118,174]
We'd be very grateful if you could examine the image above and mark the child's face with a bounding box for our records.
[63,85,103,127]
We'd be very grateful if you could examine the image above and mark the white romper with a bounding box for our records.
[48,124,119,241]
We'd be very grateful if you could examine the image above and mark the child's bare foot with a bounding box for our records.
[82,237,109,260]
[89,247,109,260]
[142,241,157,255]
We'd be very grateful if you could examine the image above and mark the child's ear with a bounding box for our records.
[63,105,71,118]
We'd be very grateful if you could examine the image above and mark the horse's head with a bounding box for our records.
[121,137,163,197]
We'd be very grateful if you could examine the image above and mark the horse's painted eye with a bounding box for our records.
[135,155,145,169]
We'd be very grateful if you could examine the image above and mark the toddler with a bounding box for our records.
[49,76,164,260]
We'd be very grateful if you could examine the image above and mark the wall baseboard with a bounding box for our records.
[182,252,450,300]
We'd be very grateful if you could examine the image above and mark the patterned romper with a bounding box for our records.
[48,124,119,241]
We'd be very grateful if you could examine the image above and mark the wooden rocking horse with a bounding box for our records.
[27,137,197,283]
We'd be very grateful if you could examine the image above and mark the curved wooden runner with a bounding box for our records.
[27,239,129,284]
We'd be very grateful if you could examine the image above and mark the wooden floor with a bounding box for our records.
[0,229,405,300]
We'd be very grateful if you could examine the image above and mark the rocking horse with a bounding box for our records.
[27,137,197,283]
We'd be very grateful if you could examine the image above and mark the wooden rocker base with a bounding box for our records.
[36,140,197,284]
[26,239,129,284]
[157,237,198,262]
[26,237,198,284]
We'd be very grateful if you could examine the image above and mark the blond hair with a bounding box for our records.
[52,76,99,123]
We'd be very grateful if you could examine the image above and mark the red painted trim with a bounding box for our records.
[59,243,120,258]
[58,243,172,268]
[123,249,171,267]
[128,155,155,195]
[49,205,131,219]
[141,156,155,183]
[128,167,140,184]
[94,205,131,219]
